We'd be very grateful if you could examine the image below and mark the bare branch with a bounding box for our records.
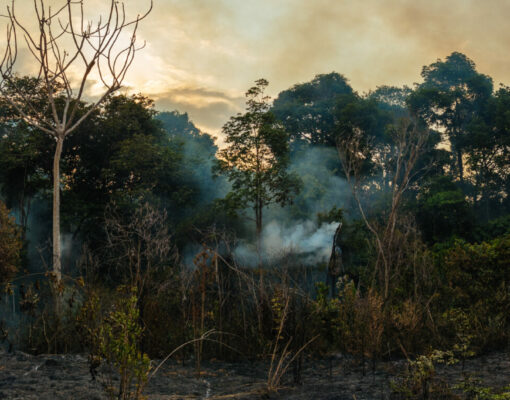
[1,0,152,135]
[0,0,152,283]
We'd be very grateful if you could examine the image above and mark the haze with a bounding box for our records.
[4,0,510,137]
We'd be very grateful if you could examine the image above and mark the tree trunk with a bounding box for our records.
[53,136,63,287]
[255,199,264,334]
[327,223,342,297]
[256,200,264,293]
[457,149,464,184]
[256,202,262,271]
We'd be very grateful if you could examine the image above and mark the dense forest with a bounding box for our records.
[1,47,510,398]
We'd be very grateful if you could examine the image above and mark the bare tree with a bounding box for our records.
[104,202,175,295]
[337,117,429,299]
[0,0,152,289]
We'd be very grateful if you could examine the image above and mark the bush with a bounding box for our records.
[435,235,510,350]
[81,286,151,400]
[390,350,457,399]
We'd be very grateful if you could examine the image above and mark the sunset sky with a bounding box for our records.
[4,0,510,139]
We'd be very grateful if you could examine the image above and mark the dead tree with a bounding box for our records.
[104,203,174,296]
[337,117,429,300]
[327,222,342,296]
[0,0,152,291]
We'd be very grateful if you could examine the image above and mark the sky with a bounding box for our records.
[3,0,510,139]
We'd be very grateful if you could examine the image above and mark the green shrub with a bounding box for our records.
[82,286,151,400]
[391,350,457,399]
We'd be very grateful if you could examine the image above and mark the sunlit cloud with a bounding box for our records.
[151,86,244,141]
[1,0,510,136]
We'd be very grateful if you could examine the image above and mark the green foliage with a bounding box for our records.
[455,377,510,400]
[87,286,151,400]
[76,289,103,353]
[442,309,476,364]
[272,72,354,146]
[62,94,186,229]
[156,110,231,243]
[312,281,342,353]
[314,277,386,367]
[438,236,510,306]
[0,120,52,234]
[416,176,473,242]
[434,235,510,350]
[14,278,85,354]
[474,215,510,242]
[3,52,510,383]
[408,52,493,182]
[465,86,510,220]
[0,92,218,257]
[216,79,300,238]
[335,95,393,179]
[368,85,413,117]
[390,350,457,399]
[317,206,344,225]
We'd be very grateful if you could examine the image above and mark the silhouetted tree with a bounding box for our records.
[408,52,493,183]
[272,73,355,146]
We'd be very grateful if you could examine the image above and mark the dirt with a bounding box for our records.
[0,349,509,399]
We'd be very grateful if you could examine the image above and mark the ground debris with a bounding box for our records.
[0,350,508,399]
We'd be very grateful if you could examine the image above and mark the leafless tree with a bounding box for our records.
[104,202,174,295]
[0,0,152,290]
[337,117,429,299]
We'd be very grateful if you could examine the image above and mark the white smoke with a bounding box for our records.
[234,219,338,267]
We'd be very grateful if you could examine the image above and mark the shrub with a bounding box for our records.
[82,286,151,400]
[391,350,456,399]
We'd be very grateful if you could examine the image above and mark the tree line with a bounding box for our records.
[0,50,509,398]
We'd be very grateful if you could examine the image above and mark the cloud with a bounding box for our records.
[257,0,510,92]
[151,86,245,137]
[2,0,510,135]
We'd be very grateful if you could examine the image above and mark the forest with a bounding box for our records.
[0,2,510,399]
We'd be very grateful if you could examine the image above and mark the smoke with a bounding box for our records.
[157,111,229,209]
[178,132,229,205]
[234,219,338,267]
[179,144,349,269]
[232,145,349,267]
[23,197,52,273]
[288,145,350,217]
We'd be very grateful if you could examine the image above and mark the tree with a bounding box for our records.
[157,111,201,138]
[0,91,53,239]
[368,85,412,118]
[216,79,300,266]
[0,0,152,287]
[335,96,393,181]
[272,73,355,146]
[415,176,473,243]
[0,94,221,261]
[408,52,493,183]
[157,110,231,240]
[337,117,429,299]
[464,87,510,219]
[63,97,216,247]
[157,110,222,207]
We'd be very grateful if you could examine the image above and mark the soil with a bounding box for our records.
[0,349,509,399]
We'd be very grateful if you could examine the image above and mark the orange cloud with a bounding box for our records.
[2,0,510,135]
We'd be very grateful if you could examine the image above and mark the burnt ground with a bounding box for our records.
[0,349,509,399]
